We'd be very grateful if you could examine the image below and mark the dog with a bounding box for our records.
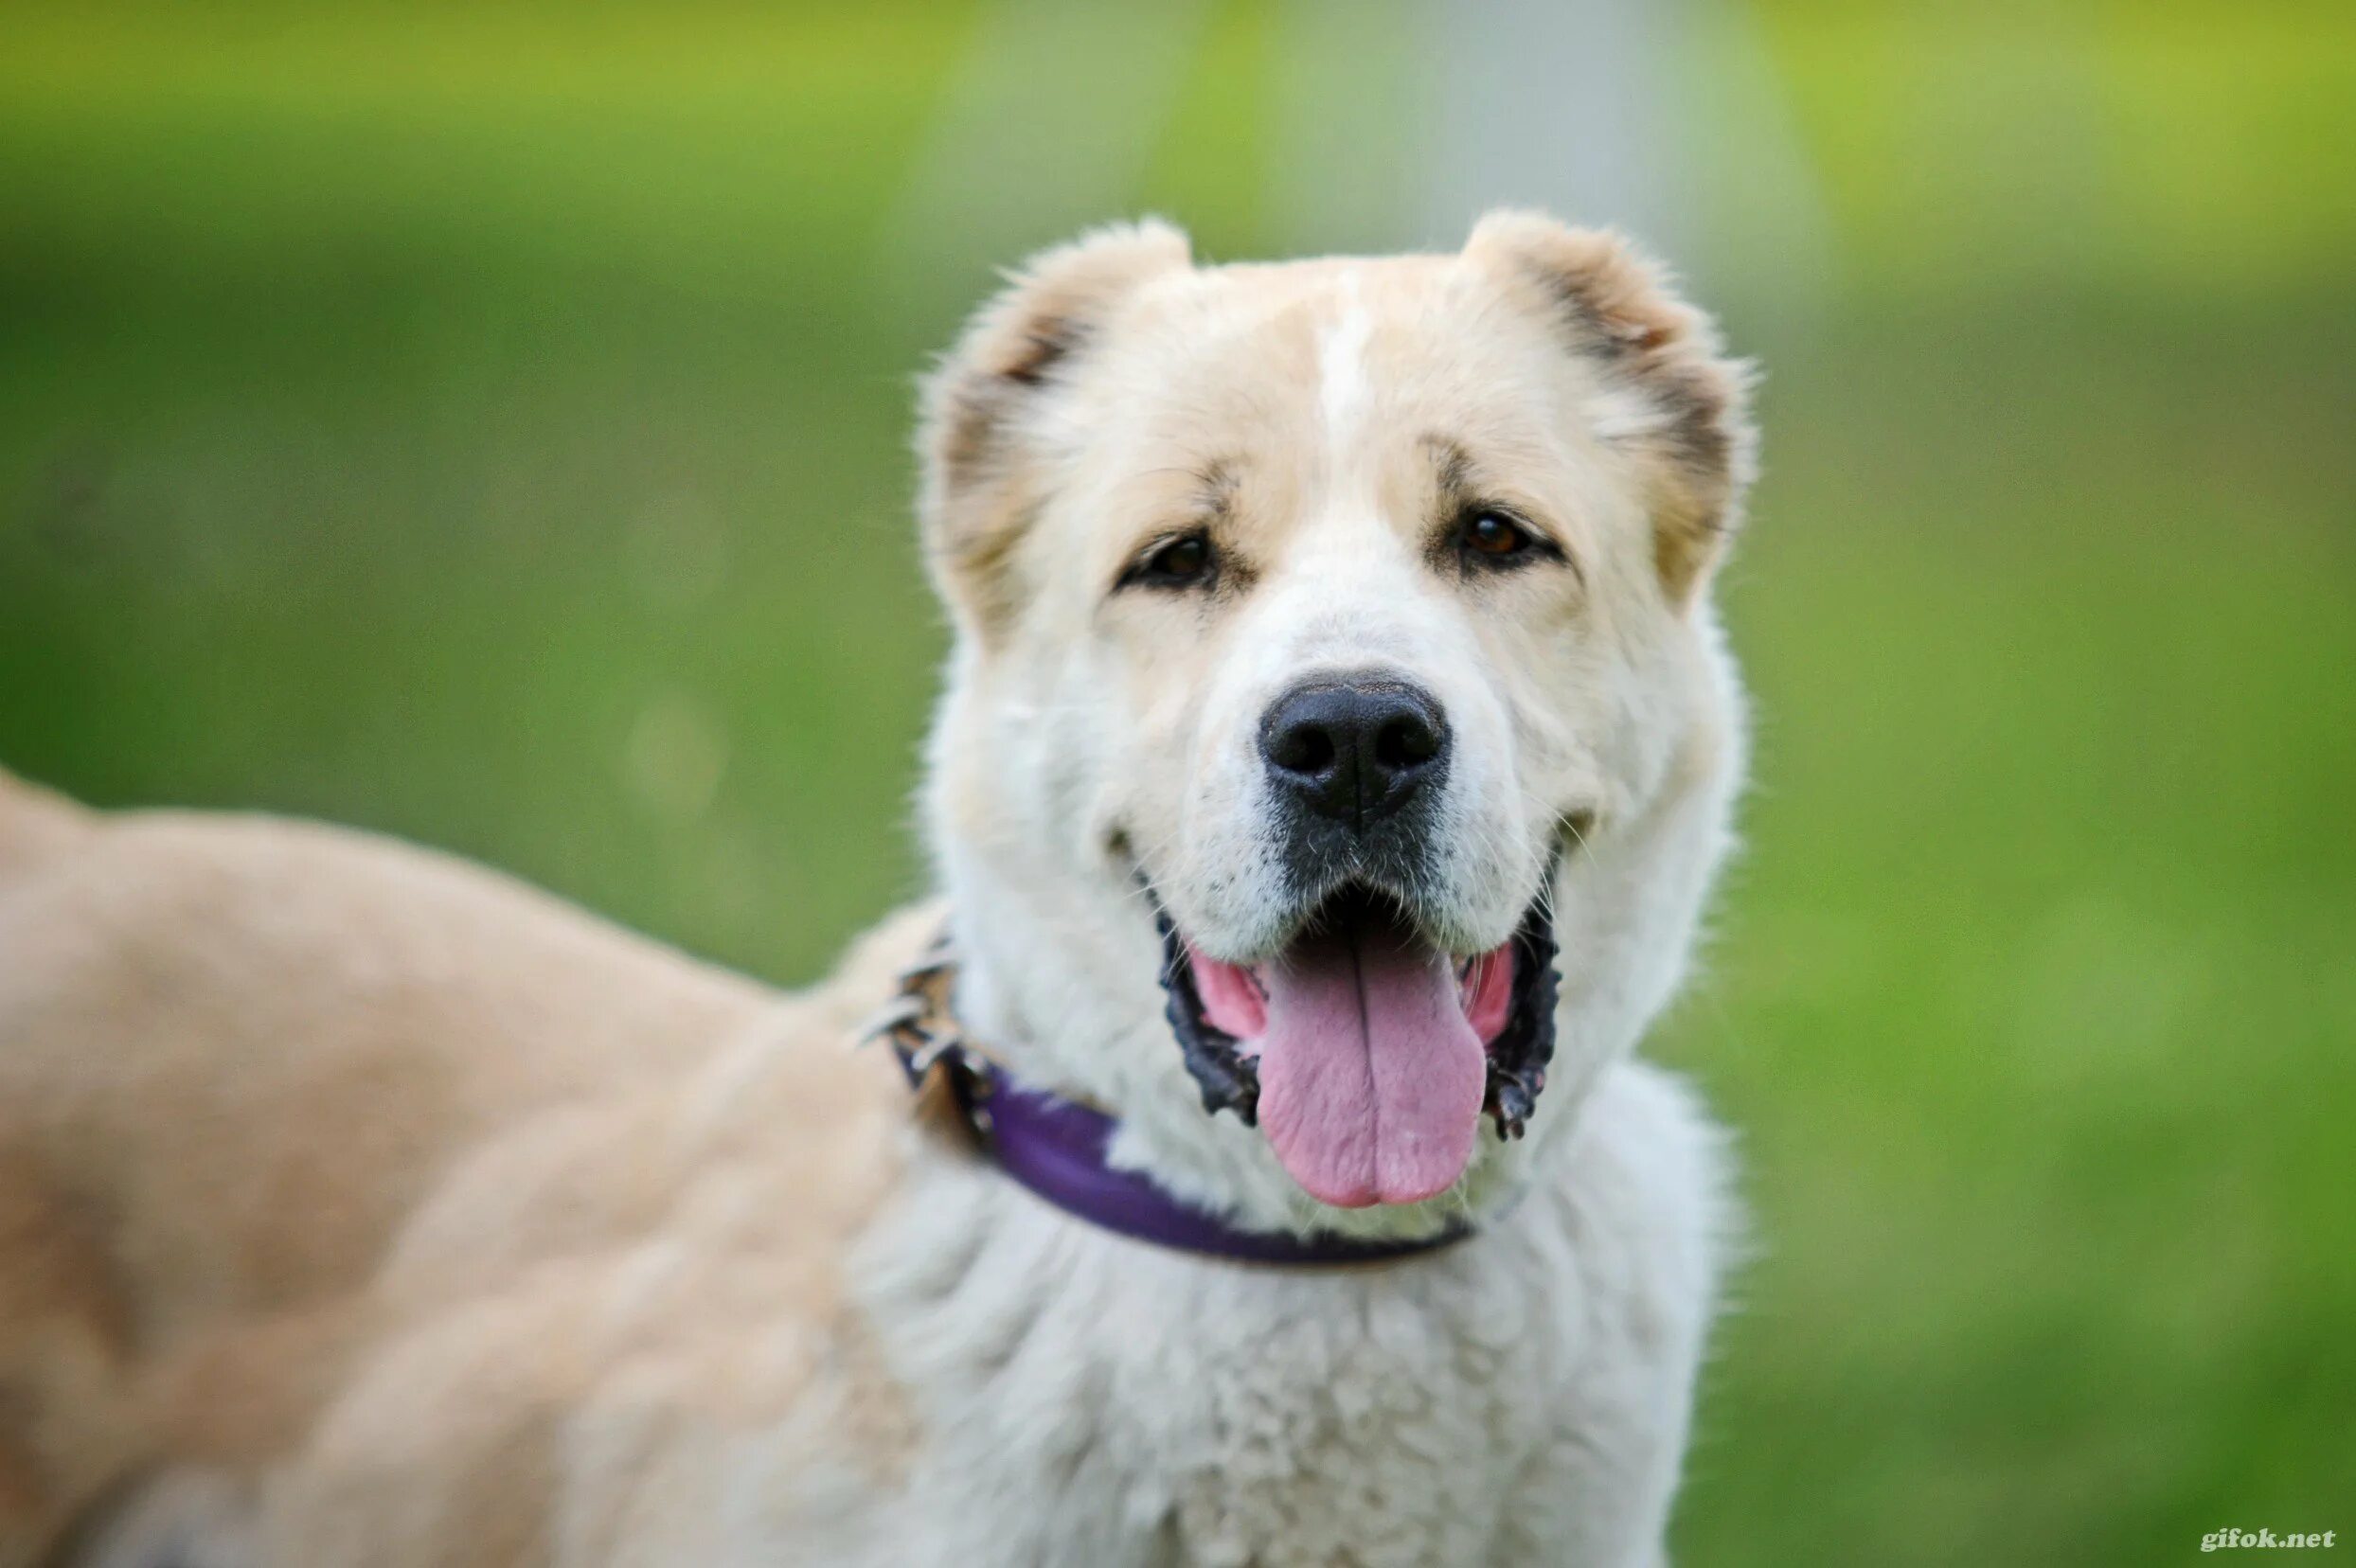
[0,209,1756,1567]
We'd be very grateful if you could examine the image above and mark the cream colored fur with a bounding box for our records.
[0,210,1755,1567]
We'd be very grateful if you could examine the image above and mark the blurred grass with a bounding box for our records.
[2,6,2352,1564]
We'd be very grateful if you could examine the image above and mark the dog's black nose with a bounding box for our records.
[1259,677,1449,831]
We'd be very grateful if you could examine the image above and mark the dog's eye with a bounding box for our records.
[1120,531,1217,591]
[1459,509,1536,562]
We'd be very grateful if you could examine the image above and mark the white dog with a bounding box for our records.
[0,210,1754,1567]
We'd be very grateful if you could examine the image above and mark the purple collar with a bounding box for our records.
[862,934,1471,1267]
[954,1062,1472,1266]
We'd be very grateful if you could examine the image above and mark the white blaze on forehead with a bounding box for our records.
[1288,268,1430,664]
[1316,270,1373,456]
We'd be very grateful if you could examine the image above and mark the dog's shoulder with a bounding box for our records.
[240,908,942,1568]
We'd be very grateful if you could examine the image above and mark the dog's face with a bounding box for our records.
[919,213,1753,1216]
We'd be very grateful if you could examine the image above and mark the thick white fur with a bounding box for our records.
[824,1060,1728,1567]
[901,637,1742,1565]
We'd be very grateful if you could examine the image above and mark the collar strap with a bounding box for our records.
[861,932,1472,1268]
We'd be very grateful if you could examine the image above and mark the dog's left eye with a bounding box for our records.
[1119,531,1217,591]
[1458,508,1537,562]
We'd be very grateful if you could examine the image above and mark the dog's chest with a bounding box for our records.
[853,1167,1599,1568]
[1125,1267,1572,1567]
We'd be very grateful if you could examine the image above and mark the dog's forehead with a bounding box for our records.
[1108,255,1566,445]
[1044,254,1606,579]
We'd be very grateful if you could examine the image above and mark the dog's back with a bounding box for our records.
[0,766,85,878]
[0,768,916,1565]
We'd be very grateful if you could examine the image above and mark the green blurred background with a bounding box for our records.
[3,3,2350,1560]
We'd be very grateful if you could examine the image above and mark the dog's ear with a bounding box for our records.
[1464,210,1757,606]
[917,220,1193,639]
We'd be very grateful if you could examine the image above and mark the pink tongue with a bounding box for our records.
[1253,923,1488,1208]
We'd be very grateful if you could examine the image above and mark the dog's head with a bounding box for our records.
[918,213,1754,1224]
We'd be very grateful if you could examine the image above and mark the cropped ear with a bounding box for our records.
[916,219,1193,639]
[1464,210,1757,605]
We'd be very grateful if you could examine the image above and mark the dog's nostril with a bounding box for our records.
[1372,712,1438,771]
[1268,723,1337,777]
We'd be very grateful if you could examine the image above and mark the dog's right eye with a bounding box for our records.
[1117,531,1217,592]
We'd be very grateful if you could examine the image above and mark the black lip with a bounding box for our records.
[1156,905,1263,1125]
[1153,885,1560,1140]
[1483,898,1560,1140]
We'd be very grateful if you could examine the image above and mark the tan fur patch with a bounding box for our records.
[0,789,941,1565]
[917,220,1192,640]
[1463,210,1757,603]
[0,1149,139,1560]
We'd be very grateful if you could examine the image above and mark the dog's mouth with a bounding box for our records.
[1156,883,1559,1209]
